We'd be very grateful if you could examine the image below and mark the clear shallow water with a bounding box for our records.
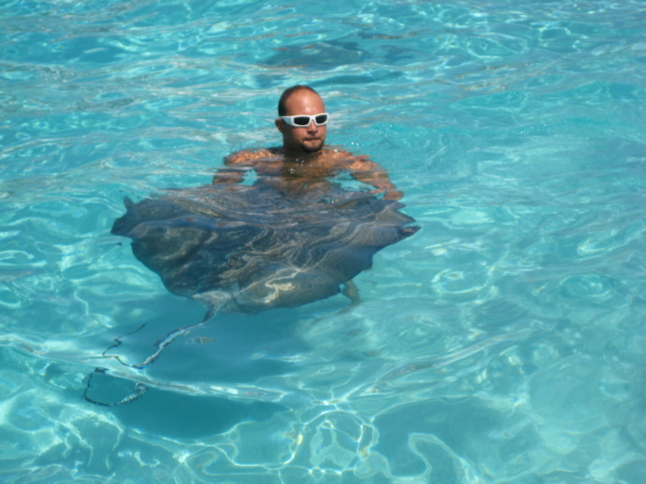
[1,0,646,482]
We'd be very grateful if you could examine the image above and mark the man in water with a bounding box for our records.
[212,85,402,201]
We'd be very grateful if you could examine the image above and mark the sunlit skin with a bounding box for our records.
[213,88,402,201]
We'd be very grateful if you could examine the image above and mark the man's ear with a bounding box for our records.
[275,118,285,133]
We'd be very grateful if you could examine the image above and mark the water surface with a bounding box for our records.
[1,1,646,483]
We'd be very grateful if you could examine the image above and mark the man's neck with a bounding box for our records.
[281,146,326,160]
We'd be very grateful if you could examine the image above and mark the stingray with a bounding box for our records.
[85,182,418,406]
[111,183,419,313]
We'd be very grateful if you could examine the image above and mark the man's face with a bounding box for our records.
[276,90,327,155]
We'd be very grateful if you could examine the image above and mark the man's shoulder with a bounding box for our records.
[316,146,359,163]
[320,147,375,170]
[225,147,281,165]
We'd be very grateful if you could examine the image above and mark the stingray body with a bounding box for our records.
[112,183,419,313]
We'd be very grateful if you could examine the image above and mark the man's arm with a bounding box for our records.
[212,149,264,184]
[347,156,403,201]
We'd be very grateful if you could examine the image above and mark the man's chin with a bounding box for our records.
[301,140,323,153]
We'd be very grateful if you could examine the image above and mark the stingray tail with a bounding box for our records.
[83,369,148,406]
[83,305,218,407]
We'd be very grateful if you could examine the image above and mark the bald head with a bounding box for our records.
[278,85,320,116]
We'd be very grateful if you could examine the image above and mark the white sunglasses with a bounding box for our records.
[280,113,329,127]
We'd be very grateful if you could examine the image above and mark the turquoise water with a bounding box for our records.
[2,0,646,482]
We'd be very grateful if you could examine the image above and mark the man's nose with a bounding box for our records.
[307,120,318,131]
